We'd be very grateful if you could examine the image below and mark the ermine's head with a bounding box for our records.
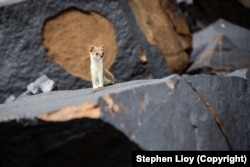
[89,45,104,60]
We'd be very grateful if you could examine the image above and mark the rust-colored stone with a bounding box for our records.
[102,94,120,114]
[166,79,175,90]
[128,0,192,73]
[38,101,101,121]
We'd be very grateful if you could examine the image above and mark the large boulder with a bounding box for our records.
[0,70,249,166]
[187,19,250,75]
[0,0,192,103]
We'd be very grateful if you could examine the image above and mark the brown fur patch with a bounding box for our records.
[90,45,105,59]
[104,68,115,83]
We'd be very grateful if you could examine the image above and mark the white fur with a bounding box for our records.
[90,45,114,89]
[90,55,104,89]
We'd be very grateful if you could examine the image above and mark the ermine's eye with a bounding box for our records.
[96,53,98,56]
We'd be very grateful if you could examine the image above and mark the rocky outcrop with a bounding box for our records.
[0,0,192,103]
[187,19,250,75]
[0,70,249,166]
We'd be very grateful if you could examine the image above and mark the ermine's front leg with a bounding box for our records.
[98,70,104,88]
[92,77,98,89]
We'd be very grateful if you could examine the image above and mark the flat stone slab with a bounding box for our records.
[0,71,249,166]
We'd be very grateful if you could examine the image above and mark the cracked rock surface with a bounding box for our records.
[0,70,249,166]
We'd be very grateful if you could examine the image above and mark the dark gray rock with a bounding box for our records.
[27,75,55,94]
[0,119,141,167]
[227,69,248,79]
[185,73,249,150]
[188,19,250,75]
[0,0,172,104]
[0,0,26,7]
[0,71,249,166]
[188,34,250,75]
[4,95,16,103]
[100,76,231,150]
[4,74,56,103]
[22,74,56,96]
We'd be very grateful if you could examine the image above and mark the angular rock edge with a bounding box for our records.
[1,70,249,152]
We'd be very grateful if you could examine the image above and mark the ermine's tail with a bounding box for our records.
[104,68,115,84]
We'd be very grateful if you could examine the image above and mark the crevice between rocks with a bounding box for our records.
[187,81,233,150]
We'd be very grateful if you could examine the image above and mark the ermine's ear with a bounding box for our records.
[100,45,104,49]
[89,46,95,52]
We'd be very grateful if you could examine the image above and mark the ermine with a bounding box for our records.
[89,45,115,89]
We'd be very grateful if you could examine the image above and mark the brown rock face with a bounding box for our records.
[42,8,117,81]
[128,0,192,73]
